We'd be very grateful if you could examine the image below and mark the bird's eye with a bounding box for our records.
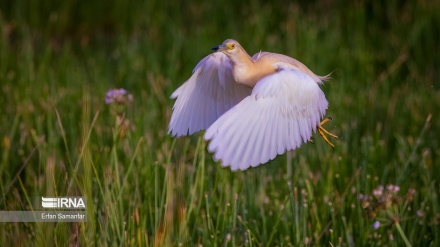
[231,44,235,49]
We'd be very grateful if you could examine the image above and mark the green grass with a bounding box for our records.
[1,0,440,246]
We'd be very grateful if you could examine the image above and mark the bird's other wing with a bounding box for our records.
[205,64,328,171]
[169,52,252,137]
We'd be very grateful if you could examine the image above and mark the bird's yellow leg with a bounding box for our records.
[317,117,338,149]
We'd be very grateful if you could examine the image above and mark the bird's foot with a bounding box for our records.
[317,117,338,149]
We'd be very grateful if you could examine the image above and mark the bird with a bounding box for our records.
[169,39,337,171]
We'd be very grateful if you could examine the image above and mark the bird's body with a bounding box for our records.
[169,39,337,171]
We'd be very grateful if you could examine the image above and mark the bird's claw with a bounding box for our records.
[317,117,338,149]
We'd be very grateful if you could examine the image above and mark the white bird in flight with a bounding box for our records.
[169,39,337,171]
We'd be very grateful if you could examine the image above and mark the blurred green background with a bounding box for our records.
[0,0,439,246]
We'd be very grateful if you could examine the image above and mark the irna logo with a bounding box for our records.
[41,197,86,209]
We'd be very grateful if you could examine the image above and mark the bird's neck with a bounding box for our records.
[228,51,273,88]
[222,49,254,87]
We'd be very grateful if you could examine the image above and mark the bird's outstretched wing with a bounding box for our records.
[205,65,328,170]
[169,52,252,137]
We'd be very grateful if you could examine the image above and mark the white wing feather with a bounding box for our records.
[205,67,328,171]
[169,52,252,136]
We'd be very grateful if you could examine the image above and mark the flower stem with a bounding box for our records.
[395,222,412,247]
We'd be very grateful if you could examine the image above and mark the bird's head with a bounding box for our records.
[212,39,241,56]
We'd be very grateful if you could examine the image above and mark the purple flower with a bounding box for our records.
[372,185,384,197]
[386,184,400,193]
[373,221,381,229]
[105,88,130,104]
